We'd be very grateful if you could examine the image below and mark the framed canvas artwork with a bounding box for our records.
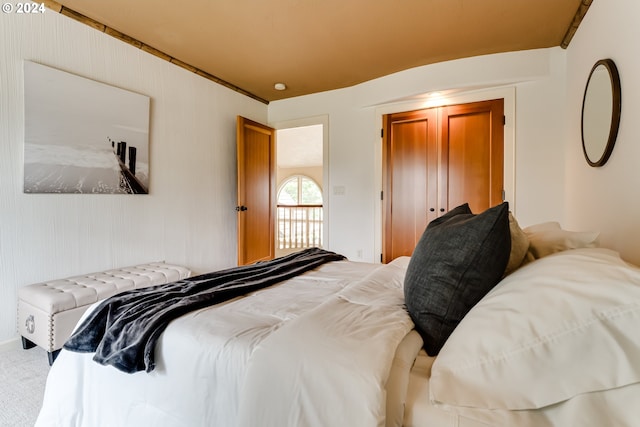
[23,61,150,194]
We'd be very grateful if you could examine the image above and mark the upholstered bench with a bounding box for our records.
[17,262,191,364]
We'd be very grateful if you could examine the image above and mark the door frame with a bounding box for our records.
[374,86,516,262]
[269,115,330,251]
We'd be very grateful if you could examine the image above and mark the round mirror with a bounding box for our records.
[581,59,621,167]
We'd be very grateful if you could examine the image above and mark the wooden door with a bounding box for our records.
[382,108,438,263]
[382,99,504,263]
[236,116,275,265]
[440,99,504,213]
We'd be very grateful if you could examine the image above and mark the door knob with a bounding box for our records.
[235,205,248,211]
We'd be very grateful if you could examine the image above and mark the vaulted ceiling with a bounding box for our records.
[48,0,591,103]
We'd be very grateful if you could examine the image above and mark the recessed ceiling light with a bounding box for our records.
[274,83,287,91]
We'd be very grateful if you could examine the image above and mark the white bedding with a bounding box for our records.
[36,248,640,427]
[403,350,493,427]
[404,347,640,427]
[36,257,415,427]
[428,248,640,427]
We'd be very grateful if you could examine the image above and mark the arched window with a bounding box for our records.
[277,175,323,250]
[277,175,323,205]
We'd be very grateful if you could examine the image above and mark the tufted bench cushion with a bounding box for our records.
[17,262,191,362]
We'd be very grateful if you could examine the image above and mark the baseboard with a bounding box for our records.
[0,337,22,353]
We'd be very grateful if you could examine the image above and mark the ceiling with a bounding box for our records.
[277,124,323,168]
[51,0,590,103]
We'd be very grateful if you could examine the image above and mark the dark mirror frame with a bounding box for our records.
[581,58,622,167]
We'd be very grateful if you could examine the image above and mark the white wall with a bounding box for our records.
[0,12,267,343]
[269,48,568,263]
[564,0,640,265]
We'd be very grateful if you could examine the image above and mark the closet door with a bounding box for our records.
[382,109,438,263]
[440,99,504,213]
[382,99,504,263]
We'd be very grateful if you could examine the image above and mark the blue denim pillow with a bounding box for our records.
[404,202,511,356]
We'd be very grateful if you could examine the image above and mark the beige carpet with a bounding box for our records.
[0,342,49,427]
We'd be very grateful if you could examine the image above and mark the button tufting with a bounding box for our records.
[17,262,191,353]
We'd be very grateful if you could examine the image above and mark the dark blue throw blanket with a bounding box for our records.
[63,248,346,374]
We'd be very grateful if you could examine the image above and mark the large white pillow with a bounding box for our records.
[429,248,640,410]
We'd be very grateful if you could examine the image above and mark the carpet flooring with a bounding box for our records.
[0,342,49,427]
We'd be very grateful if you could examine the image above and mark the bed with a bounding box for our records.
[35,203,640,426]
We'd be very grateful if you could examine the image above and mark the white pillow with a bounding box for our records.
[429,248,640,410]
[523,221,599,259]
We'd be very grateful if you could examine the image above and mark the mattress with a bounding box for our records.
[403,349,497,427]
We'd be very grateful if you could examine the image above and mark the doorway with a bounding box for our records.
[275,124,325,258]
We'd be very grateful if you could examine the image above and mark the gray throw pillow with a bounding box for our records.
[404,202,511,356]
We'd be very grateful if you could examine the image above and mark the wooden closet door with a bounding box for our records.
[382,109,438,263]
[440,99,504,213]
[382,99,504,263]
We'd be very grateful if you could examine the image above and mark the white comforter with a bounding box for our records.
[36,257,415,427]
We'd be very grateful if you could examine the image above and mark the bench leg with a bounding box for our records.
[21,336,37,350]
[48,350,61,366]
[22,336,60,365]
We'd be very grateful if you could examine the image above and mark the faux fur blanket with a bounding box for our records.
[63,248,346,373]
